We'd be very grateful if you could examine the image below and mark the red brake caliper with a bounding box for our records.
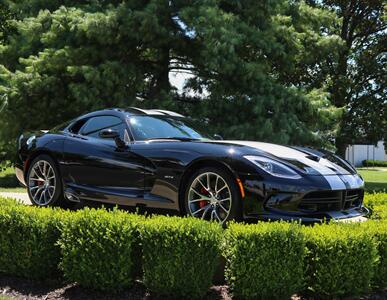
[199,187,208,208]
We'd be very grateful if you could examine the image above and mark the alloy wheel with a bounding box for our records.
[28,160,56,205]
[187,172,232,223]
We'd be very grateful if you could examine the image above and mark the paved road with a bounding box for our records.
[0,192,31,205]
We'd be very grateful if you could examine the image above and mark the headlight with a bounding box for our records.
[26,135,36,146]
[244,156,301,179]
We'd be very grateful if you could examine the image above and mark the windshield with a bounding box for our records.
[126,115,212,141]
[51,120,72,132]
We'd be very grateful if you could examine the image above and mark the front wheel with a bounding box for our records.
[184,167,242,224]
[26,155,68,207]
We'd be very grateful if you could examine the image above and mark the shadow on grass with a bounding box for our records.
[0,173,20,188]
[365,182,387,193]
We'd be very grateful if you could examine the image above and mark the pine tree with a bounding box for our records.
[0,3,12,43]
[0,0,342,162]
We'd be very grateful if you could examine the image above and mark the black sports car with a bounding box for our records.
[15,108,369,223]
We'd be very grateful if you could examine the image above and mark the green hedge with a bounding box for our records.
[359,220,387,288]
[0,204,68,279]
[369,204,387,220]
[223,222,305,299]
[363,160,387,167]
[140,216,222,299]
[364,193,387,220]
[0,197,22,207]
[58,208,143,291]
[303,224,378,297]
[0,195,386,297]
[364,192,387,207]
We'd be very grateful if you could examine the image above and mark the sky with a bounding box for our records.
[169,70,191,92]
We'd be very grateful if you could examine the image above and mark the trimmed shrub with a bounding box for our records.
[364,192,387,207]
[58,208,143,291]
[363,160,387,167]
[359,220,387,288]
[1,195,386,297]
[303,224,378,297]
[140,216,222,299]
[370,204,387,220]
[223,222,305,299]
[0,197,22,207]
[0,203,68,279]
[364,193,387,220]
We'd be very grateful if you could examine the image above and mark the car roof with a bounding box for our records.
[77,107,184,120]
[128,107,184,117]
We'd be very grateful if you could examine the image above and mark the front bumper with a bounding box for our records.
[240,173,369,223]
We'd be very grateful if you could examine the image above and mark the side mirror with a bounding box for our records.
[99,129,126,149]
[213,134,223,140]
[99,128,119,139]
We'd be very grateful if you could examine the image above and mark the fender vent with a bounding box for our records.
[65,191,80,203]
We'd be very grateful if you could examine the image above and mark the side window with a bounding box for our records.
[80,116,126,139]
[69,119,88,134]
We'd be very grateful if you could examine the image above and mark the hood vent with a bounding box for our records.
[306,155,321,162]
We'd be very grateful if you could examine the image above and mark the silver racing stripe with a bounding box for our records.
[323,175,347,190]
[209,141,365,190]
[338,174,364,189]
[323,174,364,190]
[213,141,350,176]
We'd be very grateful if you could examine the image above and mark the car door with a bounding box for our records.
[62,115,146,202]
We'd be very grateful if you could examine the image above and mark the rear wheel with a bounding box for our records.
[27,155,68,207]
[184,167,241,224]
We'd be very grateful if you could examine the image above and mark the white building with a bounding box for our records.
[345,140,387,167]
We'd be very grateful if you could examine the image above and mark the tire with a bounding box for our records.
[26,154,69,207]
[184,167,242,224]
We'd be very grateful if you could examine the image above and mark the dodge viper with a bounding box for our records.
[15,108,369,223]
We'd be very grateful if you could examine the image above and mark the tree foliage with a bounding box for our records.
[309,0,386,154]
[0,0,369,162]
[0,2,13,43]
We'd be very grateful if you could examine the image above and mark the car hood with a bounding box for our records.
[210,140,356,176]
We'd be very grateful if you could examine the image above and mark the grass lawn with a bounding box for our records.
[357,167,387,192]
[0,187,26,193]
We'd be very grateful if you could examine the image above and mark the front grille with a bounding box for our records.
[299,190,362,212]
[343,189,362,209]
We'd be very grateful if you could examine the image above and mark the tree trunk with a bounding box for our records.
[332,49,351,156]
[335,137,348,158]
[148,47,171,105]
[331,1,354,154]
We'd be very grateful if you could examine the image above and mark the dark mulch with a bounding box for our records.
[0,275,386,300]
[0,275,231,300]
